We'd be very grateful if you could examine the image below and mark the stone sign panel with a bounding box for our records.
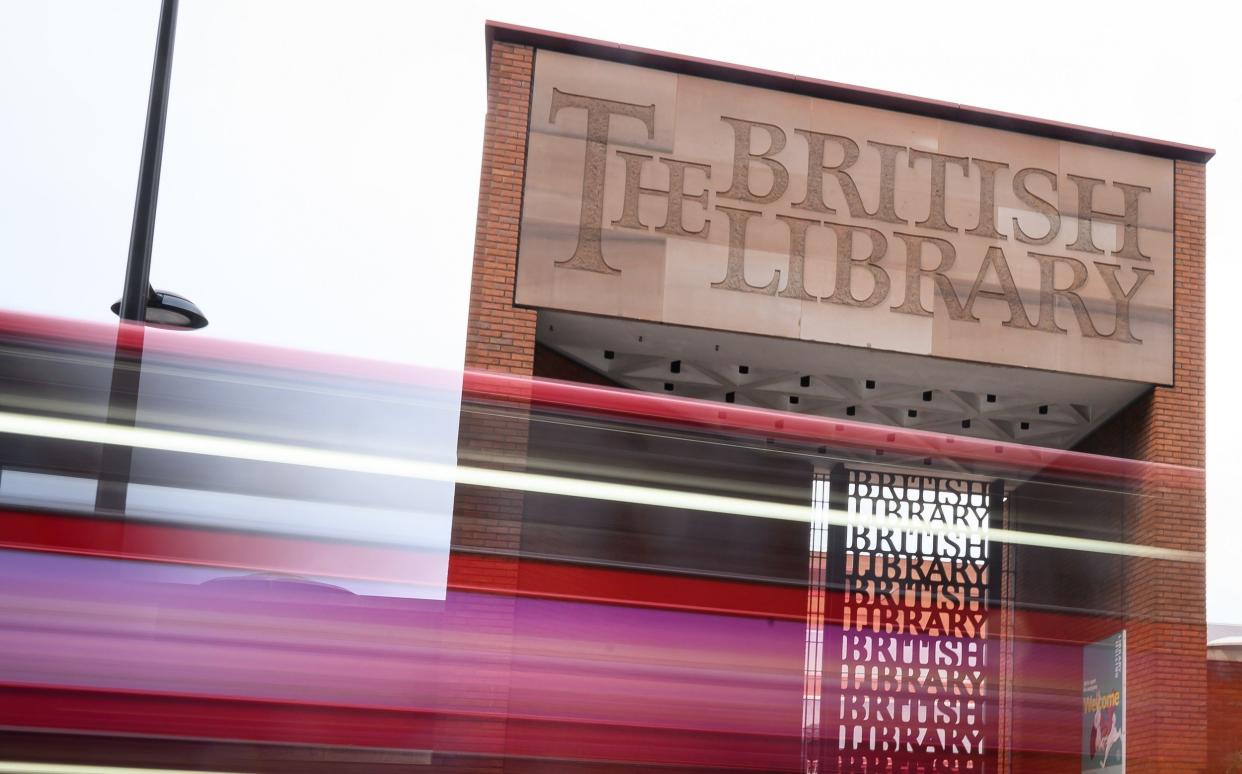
[516,50,1174,384]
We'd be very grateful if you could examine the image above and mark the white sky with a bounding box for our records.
[2,0,1239,623]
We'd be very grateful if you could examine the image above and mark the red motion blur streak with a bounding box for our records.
[0,510,804,768]
[0,309,1202,485]
[460,369,1192,486]
[0,310,1197,769]
[458,552,805,620]
[0,684,796,770]
[0,509,805,621]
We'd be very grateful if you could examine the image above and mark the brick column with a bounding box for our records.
[436,41,537,772]
[463,41,537,379]
[1122,160,1207,773]
[454,39,537,574]
[454,36,536,605]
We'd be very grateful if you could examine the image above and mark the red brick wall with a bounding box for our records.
[454,38,536,563]
[1069,161,1207,774]
[1209,659,1242,772]
[463,42,537,378]
[1125,161,1206,774]
[439,40,537,772]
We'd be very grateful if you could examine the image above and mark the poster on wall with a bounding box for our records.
[1082,630,1126,773]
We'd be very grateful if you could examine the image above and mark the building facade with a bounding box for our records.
[456,21,1211,773]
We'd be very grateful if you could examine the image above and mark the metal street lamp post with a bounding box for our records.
[95,0,206,513]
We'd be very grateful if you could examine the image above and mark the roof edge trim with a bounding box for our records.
[486,20,1215,164]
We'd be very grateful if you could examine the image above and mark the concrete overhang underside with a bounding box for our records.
[537,309,1151,453]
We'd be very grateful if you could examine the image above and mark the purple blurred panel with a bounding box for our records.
[510,596,805,736]
[0,550,446,707]
[1,549,805,749]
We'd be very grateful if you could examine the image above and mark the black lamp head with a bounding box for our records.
[111,287,208,330]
